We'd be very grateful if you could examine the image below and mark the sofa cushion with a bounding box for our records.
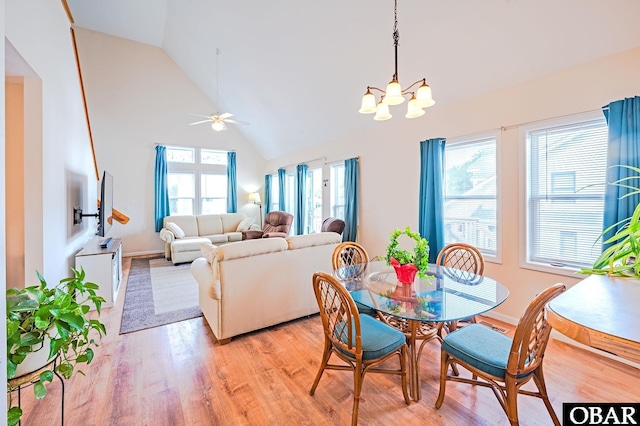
[207,234,229,245]
[163,215,199,237]
[214,238,288,261]
[225,232,243,243]
[220,213,247,233]
[197,215,224,236]
[235,217,255,232]
[172,237,212,254]
[165,222,186,239]
[286,232,342,250]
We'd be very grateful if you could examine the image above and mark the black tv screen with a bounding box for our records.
[97,171,113,237]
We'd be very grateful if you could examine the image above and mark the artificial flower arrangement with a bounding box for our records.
[384,227,430,282]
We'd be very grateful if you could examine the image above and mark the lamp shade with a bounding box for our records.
[211,121,226,131]
[405,97,425,119]
[359,89,377,114]
[415,82,435,108]
[249,192,261,204]
[383,79,405,105]
[373,101,392,121]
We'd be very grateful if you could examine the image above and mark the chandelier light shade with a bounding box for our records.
[359,0,435,120]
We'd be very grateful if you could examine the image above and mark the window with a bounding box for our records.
[269,174,280,212]
[330,162,345,219]
[525,115,608,269]
[443,134,498,257]
[305,167,323,233]
[285,173,295,216]
[166,146,229,215]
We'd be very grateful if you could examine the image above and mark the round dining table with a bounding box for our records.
[332,260,510,401]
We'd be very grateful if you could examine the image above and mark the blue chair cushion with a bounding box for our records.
[336,314,406,361]
[442,323,531,379]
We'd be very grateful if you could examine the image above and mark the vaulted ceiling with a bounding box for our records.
[66,0,640,160]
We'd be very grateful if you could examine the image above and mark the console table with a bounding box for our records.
[547,274,640,364]
[75,237,122,309]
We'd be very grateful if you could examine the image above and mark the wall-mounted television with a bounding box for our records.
[97,171,113,238]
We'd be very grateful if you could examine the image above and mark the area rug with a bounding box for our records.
[119,256,203,334]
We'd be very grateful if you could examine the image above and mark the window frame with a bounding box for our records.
[519,111,608,277]
[166,146,229,216]
[444,130,502,264]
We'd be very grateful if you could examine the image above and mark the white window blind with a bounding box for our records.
[444,137,497,256]
[527,118,608,268]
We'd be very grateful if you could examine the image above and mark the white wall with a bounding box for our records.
[1,0,7,417]
[5,0,98,285]
[72,28,267,255]
[266,46,640,321]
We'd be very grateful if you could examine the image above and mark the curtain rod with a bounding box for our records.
[153,143,235,152]
[500,106,608,132]
[269,156,360,175]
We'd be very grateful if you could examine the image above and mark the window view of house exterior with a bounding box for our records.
[330,163,345,219]
[444,137,497,256]
[305,167,323,233]
[166,147,228,215]
[526,118,608,268]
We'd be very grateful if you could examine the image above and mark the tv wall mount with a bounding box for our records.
[73,207,98,225]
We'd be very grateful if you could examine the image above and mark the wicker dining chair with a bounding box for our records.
[436,243,485,335]
[310,272,410,426]
[435,283,566,426]
[331,242,370,269]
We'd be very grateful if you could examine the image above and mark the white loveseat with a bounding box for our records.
[159,213,258,264]
[190,232,342,344]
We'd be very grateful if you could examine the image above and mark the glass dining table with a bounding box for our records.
[332,260,510,401]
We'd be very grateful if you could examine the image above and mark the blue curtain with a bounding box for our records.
[418,138,446,263]
[602,96,640,250]
[343,158,359,242]
[278,168,286,211]
[295,164,307,234]
[154,145,170,232]
[264,174,272,215]
[227,151,237,213]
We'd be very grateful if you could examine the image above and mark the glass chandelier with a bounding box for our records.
[359,0,435,120]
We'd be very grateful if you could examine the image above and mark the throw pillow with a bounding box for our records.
[236,217,256,232]
[201,242,218,264]
[165,222,185,239]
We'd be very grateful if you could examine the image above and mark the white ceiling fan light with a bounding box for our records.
[188,48,249,131]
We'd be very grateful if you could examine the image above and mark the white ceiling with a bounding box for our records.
[66,0,640,160]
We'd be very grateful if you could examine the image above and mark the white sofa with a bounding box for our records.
[159,213,258,264]
[190,232,342,344]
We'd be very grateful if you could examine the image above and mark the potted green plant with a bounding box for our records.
[6,268,107,426]
[578,165,640,278]
[385,227,430,283]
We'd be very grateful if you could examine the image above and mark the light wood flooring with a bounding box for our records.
[17,256,640,425]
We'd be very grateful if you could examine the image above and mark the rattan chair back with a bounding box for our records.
[331,242,370,269]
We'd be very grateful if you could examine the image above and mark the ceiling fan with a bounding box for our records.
[189,48,249,131]
[189,112,248,131]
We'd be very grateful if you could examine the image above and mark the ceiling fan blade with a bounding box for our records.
[189,113,216,119]
[226,119,250,126]
[189,119,213,125]
[219,112,234,119]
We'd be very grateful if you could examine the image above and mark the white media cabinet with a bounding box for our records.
[75,236,122,309]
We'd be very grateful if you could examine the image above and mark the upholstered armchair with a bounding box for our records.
[242,211,293,240]
[320,217,345,235]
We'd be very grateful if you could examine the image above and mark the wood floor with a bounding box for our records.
[17,256,640,425]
